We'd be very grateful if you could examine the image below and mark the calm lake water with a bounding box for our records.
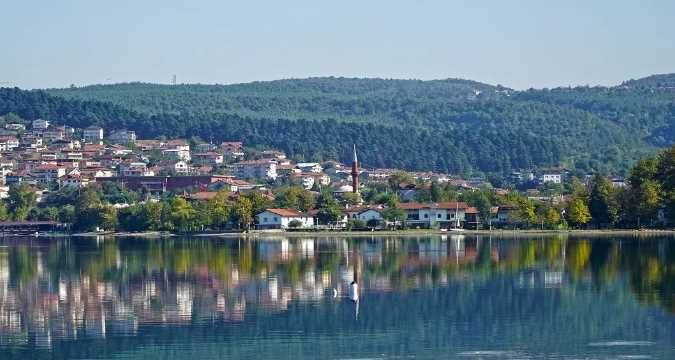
[0,234,673,359]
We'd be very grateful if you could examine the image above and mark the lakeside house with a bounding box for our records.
[400,202,469,229]
[256,208,314,230]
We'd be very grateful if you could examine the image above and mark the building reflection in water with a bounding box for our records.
[0,234,673,350]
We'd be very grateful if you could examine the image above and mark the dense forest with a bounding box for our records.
[0,75,673,175]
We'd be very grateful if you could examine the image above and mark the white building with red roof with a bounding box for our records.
[256,208,314,230]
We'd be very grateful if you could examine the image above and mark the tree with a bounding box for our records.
[232,196,253,230]
[207,191,231,229]
[0,201,8,221]
[244,191,273,216]
[316,191,342,224]
[274,186,315,211]
[169,197,196,233]
[98,205,118,231]
[516,198,536,226]
[141,201,164,230]
[567,198,591,228]
[539,205,561,229]
[340,192,361,206]
[588,175,619,228]
[388,171,414,190]
[7,184,37,221]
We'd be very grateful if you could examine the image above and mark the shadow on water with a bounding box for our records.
[0,234,673,359]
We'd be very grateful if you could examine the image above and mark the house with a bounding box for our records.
[344,206,385,224]
[541,173,562,184]
[399,202,469,229]
[162,148,191,161]
[220,141,245,159]
[19,132,42,149]
[493,205,520,227]
[0,136,19,151]
[136,139,165,151]
[256,208,314,230]
[463,206,499,229]
[61,174,93,188]
[32,119,50,130]
[158,160,190,175]
[296,162,323,173]
[119,162,154,177]
[291,172,331,190]
[108,130,137,144]
[192,152,224,166]
[5,123,25,131]
[30,164,67,184]
[42,127,66,143]
[232,160,277,180]
[83,126,104,144]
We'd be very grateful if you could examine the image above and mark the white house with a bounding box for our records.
[400,202,469,229]
[541,174,562,184]
[233,160,278,180]
[109,130,137,144]
[83,126,104,144]
[256,208,314,230]
[296,162,323,173]
[32,119,50,130]
[0,136,19,151]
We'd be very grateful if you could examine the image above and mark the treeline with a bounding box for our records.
[0,75,668,175]
[0,181,350,233]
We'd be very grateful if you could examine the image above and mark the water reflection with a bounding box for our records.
[0,234,673,359]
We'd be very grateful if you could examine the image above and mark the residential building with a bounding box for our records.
[30,164,67,185]
[83,126,104,144]
[296,162,323,173]
[119,162,154,177]
[32,119,50,130]
[232,160,277,180]
[400,202,469,229]
[109,130,137,144]
[0,136,19,151]
[256,208,314,229]
[541,173,562,184]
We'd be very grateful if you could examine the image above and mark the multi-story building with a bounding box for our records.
[232,160,277,180]
[109,130,137,144]
[32,119,50,130]
[400,202,469,229]
[83,126,104,144]
[541,173,562,184]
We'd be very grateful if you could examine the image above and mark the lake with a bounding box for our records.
[0,234,673,359]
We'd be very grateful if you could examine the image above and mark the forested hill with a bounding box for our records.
[0,75,673,175]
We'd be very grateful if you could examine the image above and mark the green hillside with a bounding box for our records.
[0,75,673,175]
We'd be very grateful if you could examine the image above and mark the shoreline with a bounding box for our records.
[60,228,675,239]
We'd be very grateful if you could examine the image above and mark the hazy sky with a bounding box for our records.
[2,0,674,89]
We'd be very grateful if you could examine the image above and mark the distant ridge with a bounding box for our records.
[621,73,675,89]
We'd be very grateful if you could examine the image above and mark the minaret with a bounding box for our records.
[351,144,359,193]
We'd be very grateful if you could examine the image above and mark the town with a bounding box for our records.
[0,113,670,234]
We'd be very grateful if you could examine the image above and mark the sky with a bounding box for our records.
[2,0,674,90]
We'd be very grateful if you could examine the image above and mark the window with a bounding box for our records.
[451,213,455,218]
[263,217,268,222]
[437,214,441,219]
[424,214,428,219]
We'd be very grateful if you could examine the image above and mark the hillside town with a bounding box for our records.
[0,116,667,233]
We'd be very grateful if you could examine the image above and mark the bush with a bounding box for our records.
[288,219,303,228]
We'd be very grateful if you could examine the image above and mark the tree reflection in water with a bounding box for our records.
[0,234,673,357]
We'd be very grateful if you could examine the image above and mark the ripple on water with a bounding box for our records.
[587,341,655,347]
[456,350,522,357]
